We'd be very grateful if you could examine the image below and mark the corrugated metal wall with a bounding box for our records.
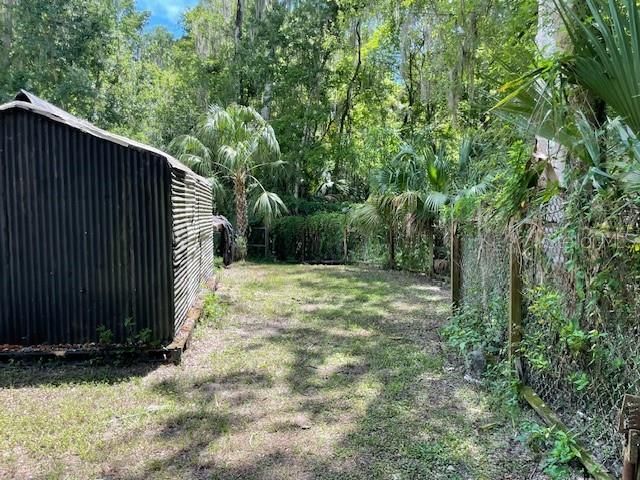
[0,109,175,345]
[171,170,213,333]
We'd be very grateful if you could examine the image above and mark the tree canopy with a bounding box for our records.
[0,0,537,209]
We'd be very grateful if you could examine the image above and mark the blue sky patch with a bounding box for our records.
[137,0,199,36]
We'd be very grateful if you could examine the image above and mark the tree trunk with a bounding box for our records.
[334,19,362,177]
[535,0,570,268]
[234,0,244,103]
[261,80,272,121]
[535,0,568,186]
[403,50,415,131]
[234,174,248,259]
[234,0,243,46]
[338,19,362,137]
[1,0,14,74]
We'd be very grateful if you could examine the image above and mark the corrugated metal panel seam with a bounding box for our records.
[0,109,174,345]
[171,169,213,333]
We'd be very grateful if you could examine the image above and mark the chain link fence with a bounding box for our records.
[458,199,640,476]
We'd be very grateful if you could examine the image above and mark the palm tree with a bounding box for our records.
[391,137,490,213]
[557,0,640,134]
[350,137,489,269]
[494,0,640,198]
[350,143,429,268]
[171,104,287,259]
[350,195,403,268]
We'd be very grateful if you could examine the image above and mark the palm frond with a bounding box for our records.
[200,105,235,143]
[218,145,239,170]
[424,191,450,213]
[458,135,474,170]
[260,124,280,156]
[349,201,385,233]
[208,174,227,207]
[460,176,491,199]
[230,103,265,126]
[623,167,640,194]
[574,111,603,168]
[610,118,640,194]
[393,190,421,213]
[393,143,417,162]
[253,191,288,226]
[178,154,211,176]
[371,167,394,194]
[169,134,211,162]
[556,0,640,133]
[425,151,450,192]
[493,65,576,148]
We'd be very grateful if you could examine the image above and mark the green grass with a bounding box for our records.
[0,263,538,479]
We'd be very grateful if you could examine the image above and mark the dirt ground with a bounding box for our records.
[0,262,545,479]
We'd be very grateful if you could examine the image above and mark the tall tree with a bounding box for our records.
[534,0,569,186]
[172,104,287,259]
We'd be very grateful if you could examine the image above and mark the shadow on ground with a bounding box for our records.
[0,361,158,388]
[118,264,534,480]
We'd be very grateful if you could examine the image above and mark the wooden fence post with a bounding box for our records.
[264,226,270,258]
[451,221,462,311]
[343,226,348,262]
[509,237,523,376]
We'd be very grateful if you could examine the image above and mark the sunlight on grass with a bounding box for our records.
[0,263,534,479]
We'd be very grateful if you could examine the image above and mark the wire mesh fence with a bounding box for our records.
[458,201,640,476]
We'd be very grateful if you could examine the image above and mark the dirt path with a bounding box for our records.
[0,263,540,479]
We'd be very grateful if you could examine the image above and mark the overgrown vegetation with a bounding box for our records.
[440,0,640,474]
[0,0,535,271]
[200,292,228,330]
[272,212,347,263]
[520,422,581,479]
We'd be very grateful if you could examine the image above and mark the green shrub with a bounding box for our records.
[96,325,114,345]
[202,294,228,328]
[279,195,352,216]
[272,213,347,262]
[396,235,434,273]
[271,211,435,272]
[519,422,580,479]
[271,216,307,261]
[442,301,506,358]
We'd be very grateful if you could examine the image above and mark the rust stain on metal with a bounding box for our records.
[0,91,213,346]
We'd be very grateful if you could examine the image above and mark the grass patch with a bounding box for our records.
[0,263,539,479]
[200,293,229,329]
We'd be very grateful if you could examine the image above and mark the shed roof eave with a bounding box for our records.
[0,96,210,186]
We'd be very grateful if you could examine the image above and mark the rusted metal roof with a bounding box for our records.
[1,90,209,182]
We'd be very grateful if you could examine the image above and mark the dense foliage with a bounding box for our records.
[0,0,536,205]
[272,212,347,263]
[0,0,539,272]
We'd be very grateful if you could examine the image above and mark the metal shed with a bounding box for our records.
[0,91,213,346]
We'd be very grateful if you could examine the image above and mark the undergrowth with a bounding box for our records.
[201,293,228,329]
[442,300,582,479]
[519,422,581,479]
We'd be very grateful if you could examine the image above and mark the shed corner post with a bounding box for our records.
[451,221,462,311]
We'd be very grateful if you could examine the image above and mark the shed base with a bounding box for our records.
[0,276,219,365]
